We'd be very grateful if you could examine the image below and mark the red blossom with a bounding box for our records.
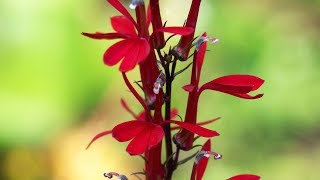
[82,0,194,72]
[87,119,219,155]
[191,139,211,180]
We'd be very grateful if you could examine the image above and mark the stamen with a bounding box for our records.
[129,0,144,10]
[195,150,222,164]
[153,72,166,94]
[194,36,220,51]
[104,172,128,180]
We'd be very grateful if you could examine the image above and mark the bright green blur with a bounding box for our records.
[1,0,319,179]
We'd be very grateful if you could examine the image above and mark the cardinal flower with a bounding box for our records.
[191,139,222,180]
[175,34,264,150]
[191,140,260,180]
[82,0,194,72]
[86,119,219,155]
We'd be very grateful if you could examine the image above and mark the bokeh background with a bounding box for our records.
[1,0,320,179]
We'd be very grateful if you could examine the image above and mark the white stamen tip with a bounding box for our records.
[214,153,222,160]
[195,36,219,51]
[129,3,137,9]
[153,72,165,94]
[129,0,143,10]
[211,38,220,44]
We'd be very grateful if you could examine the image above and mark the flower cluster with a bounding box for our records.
[83,0,264,179]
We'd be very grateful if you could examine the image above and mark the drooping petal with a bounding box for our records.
[148,125,164,147]
[107,0,138,29]
[227,174,261,180]
[203,75,264,92]
[119,38,150,72]
[199,75,264,99]
[104,39,135,66]
[82,32,128,39]
[111,16,137,36]
[166,120,220,137]
[155,27,194,36]
[222,92,264,99]
[86,130,112,149]
[112,120,147,142]
[196,140,211,180]
[126,128,151,155]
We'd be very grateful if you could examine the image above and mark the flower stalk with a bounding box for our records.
[83,0,264,179]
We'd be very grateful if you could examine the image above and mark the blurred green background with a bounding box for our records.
[1,0,320,179]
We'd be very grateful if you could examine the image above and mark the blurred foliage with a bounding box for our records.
[0,0,319,179]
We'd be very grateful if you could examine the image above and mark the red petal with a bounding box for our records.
[207,75,264,91]
[86,130,112,149]
[156,27,194,35]
[196,33,207,81]
[228,174,261,180]
[199,75,264,99]
[119,38,150,72]
[111,16,137,36]
[223,92,264,99]
[148,125,164,147]
[120,98,138,118]
[126,128,150,155]
[196,140,211,180]
[107,0,138,29]
[183,84,196,92]
[104,39,135,66]
[82,32,127,39]
[112,120,147,142]
[166,120,220,137]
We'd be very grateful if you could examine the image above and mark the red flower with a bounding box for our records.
[82,0,194,72]
[191,139,222,180]
[227,174,261,180]
[175,33,264,150]
[86,119,219,155]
